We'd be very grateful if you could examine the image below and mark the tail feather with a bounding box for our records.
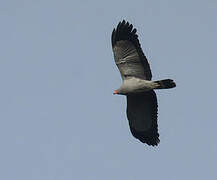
[154,79,176,89]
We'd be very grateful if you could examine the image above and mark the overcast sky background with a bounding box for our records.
[1,0,217,179]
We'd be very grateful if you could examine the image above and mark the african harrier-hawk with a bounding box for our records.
[111,20,176,146]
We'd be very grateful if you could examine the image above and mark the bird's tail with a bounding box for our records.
[154,79,176,89]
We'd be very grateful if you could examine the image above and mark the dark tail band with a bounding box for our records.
[154,79,176,89]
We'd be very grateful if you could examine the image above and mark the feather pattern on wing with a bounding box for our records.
[112,20,152,80]
[127,90,160,146]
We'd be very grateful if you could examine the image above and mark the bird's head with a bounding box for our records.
[113,88,125,95]
[113,89,120,95]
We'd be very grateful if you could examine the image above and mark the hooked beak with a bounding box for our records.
[113,90,118,95]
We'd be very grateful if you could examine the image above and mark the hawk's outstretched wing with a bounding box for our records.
[111,20,152,80]
[127,91,159,146]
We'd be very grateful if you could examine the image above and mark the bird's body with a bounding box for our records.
[116,77,159,95]
[111,20,176,146]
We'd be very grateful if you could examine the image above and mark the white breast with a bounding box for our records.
[120,77,155,94]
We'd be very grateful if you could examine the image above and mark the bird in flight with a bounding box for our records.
[111,20,176,146]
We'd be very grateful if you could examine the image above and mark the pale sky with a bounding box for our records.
[1,0,217,179]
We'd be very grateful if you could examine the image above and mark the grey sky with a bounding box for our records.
[1,0,217,179]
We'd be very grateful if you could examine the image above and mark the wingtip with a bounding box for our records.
[111,20,138,47]
[130,127,160,146]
